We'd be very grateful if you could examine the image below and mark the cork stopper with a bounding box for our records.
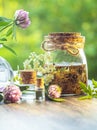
[45,32,85,43]
[49,32,81,37]
[20,70,37,84]
[42,32,85,55]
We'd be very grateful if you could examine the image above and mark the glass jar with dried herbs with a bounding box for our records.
[42,32,88,96]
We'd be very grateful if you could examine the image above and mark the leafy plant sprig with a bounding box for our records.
[79,79,97,100]
[0,9,31,55]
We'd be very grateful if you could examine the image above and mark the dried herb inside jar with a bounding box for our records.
[50,64,87,95]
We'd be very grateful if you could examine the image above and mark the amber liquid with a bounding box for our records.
[50,64,87,95]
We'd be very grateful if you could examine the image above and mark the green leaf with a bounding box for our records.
[79,82,89,93]
[0,38,7,41]
[12,23,16,39]
[6,27,13,36]
[22,90,35,94]
[78,95,92,100]
[87,85,92,96]
[0,22,13,33]
[0,17,12,26]
[79,82,93,96]
[2,43,17,55]
[94,90,97,93]
[0,94,3,102]
[48,95,65,102]
[92,94,97,98]
[92,79,97,88]
[19,86,30,91]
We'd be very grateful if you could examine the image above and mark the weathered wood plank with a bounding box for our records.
[0,97,97,130]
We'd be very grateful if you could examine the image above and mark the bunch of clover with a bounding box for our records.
[0,9,31,54]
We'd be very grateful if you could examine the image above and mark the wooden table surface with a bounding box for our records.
[0,96,97,130]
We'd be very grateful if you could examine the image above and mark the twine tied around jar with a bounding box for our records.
[42,32,85,55]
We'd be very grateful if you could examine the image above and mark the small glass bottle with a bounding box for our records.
[19,70,37,101]
[20,70,37,85]
[35,78,45,102]
[42,32,88,96]
[0,56,13,83]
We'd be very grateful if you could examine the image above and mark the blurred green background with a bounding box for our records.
[0,0,97,79]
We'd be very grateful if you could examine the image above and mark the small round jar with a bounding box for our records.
[42,32,88,96]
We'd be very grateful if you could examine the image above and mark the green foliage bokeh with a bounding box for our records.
[0,0,97,79]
